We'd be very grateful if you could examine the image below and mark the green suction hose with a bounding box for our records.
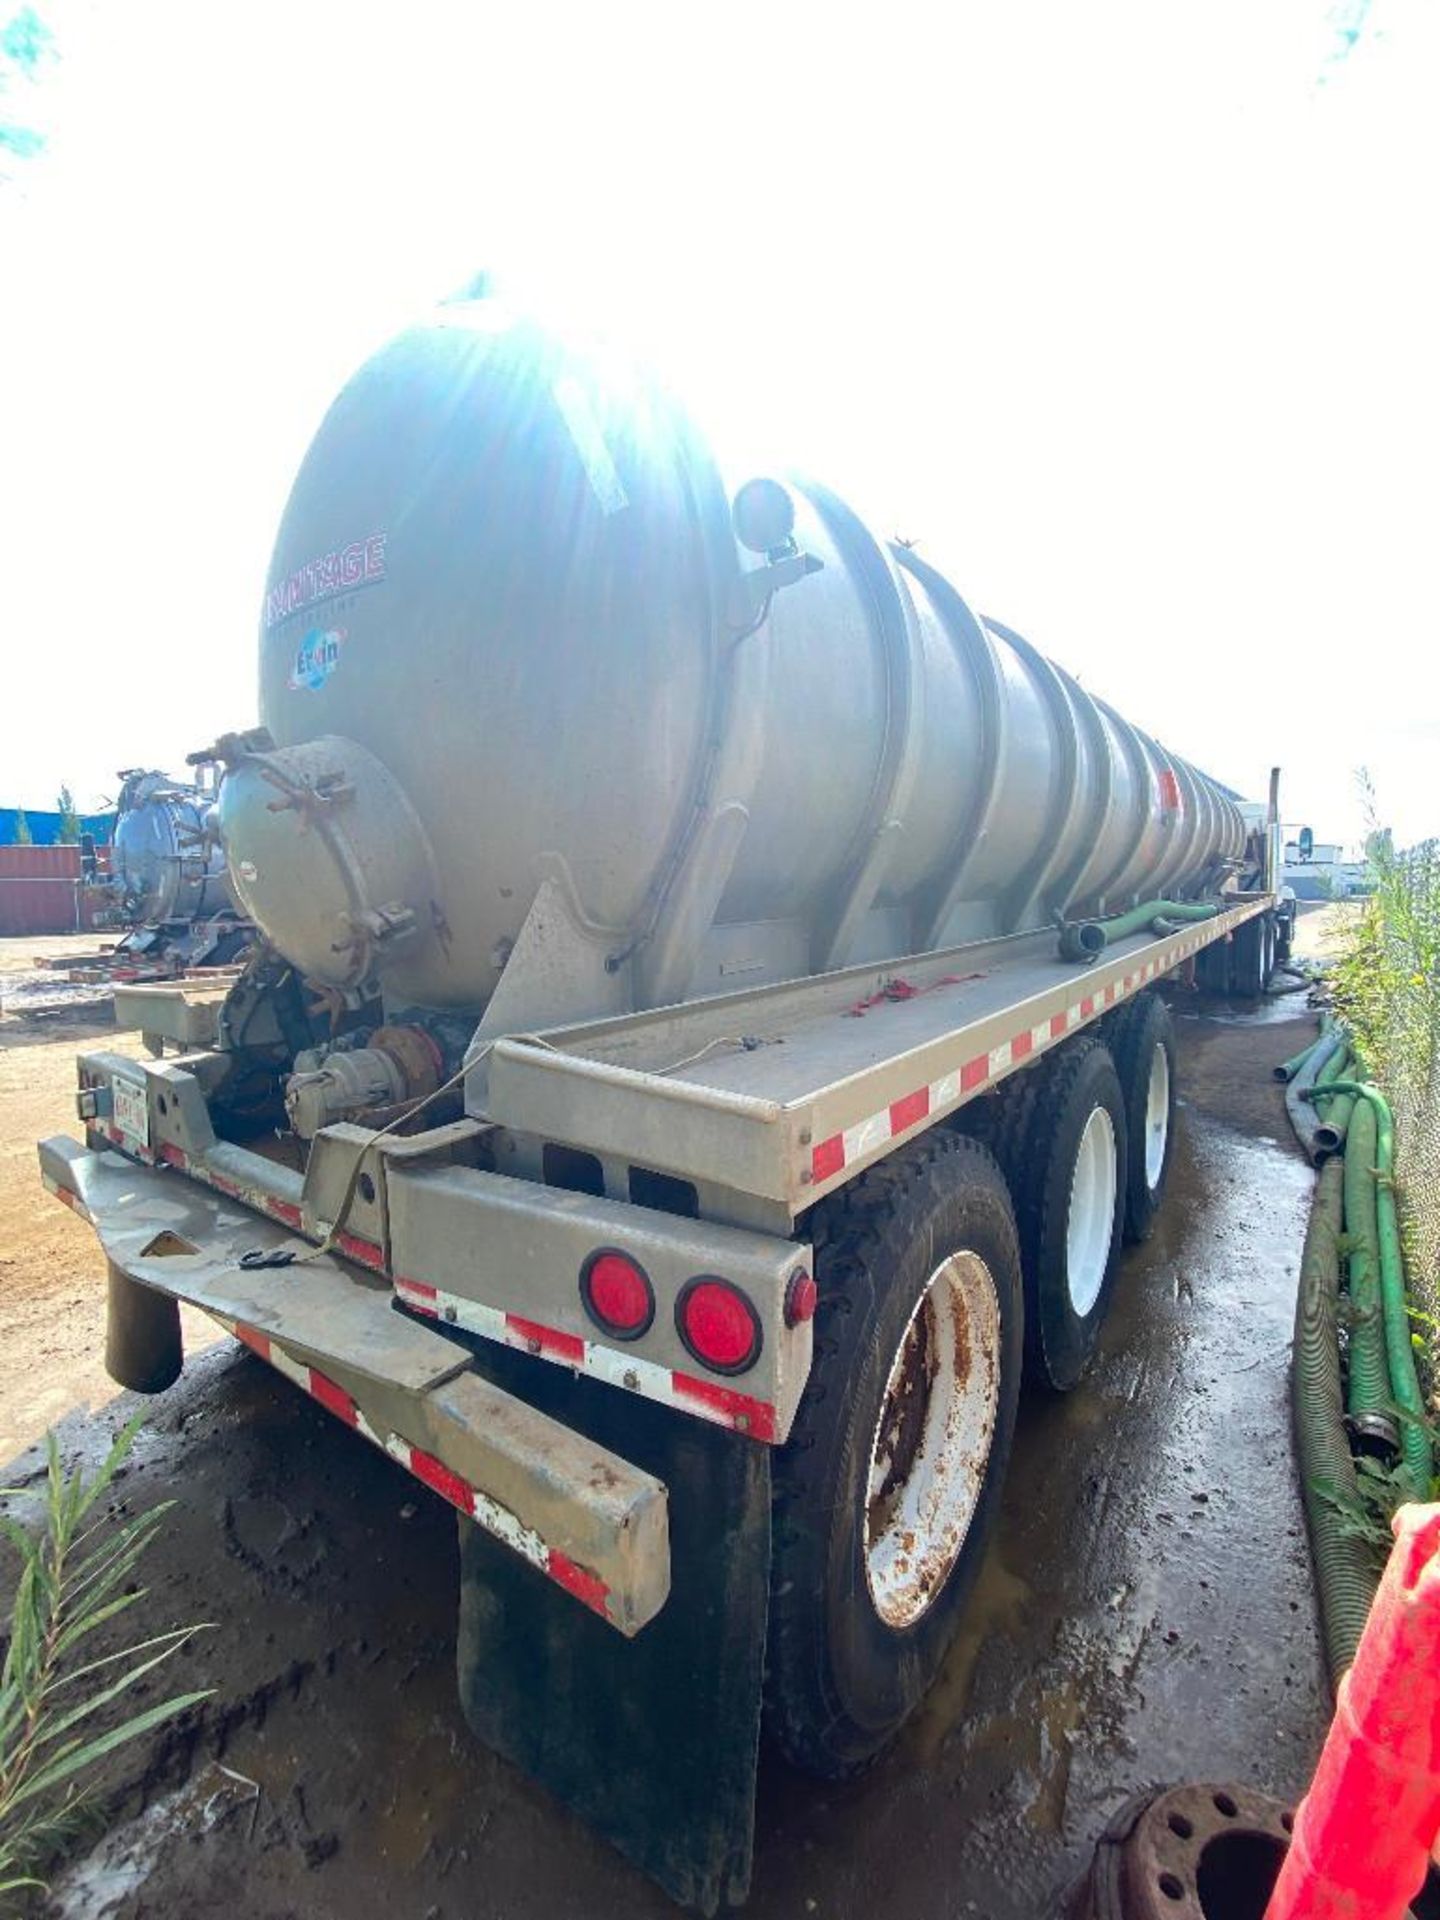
[1057,899,1219,962]
[1340,1096,1392,1448]
[1292,1158,1378,1683]
[1275,1034,1324,1084]
[1301,1046,1354,1165]
[1284,1030,1344,1164]
[1311,1048,1368,1158]
[1321,1081,1434,1501]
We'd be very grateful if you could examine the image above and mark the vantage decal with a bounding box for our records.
[264,532,387,629]
[288,627,347,692]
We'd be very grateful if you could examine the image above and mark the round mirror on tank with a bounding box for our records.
[732,477,796,555]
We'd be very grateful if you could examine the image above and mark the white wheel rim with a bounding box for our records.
[864,1251,1001,1629]
[1066,1106,1117,1317]
[1144,1043,1170,1190]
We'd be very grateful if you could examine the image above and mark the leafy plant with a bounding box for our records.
[1329,775,1440,1405]
[52,786,80,846]
[10,812,30,848]
[0,1418,211,1899]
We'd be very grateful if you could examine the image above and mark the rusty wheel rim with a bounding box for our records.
[863,1250,1001,1628]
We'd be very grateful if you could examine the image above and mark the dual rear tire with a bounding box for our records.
[766,1132,1023,1778]
[765,995,1179,1778]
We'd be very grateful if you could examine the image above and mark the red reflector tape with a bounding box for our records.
[236,1324,271,1361]
[547,1550,611,1617]
[507,1313,585,1365]
[888,1087,930,1133]
[337,1230,385,1272]
[408,1443,476,1514]
[225,1318,621,1627]
[308,1371,358,1426]
[811,1133,846,1183]
[672,1372,777,1443]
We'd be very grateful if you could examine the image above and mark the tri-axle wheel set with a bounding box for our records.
[766,988,1179,1777]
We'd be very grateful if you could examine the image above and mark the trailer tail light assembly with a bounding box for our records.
[579,1250,655,1340]
[676,1277,763,1376]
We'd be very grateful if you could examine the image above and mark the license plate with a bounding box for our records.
[111,1075,150,1148]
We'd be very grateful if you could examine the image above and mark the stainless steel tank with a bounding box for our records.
[101,770,235,927]
[217,301,1245,1018]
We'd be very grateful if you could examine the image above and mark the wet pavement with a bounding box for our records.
[4,995,1331,1918]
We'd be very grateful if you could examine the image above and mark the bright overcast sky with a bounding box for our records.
[2,0,1435,852]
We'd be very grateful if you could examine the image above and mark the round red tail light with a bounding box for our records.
[676,1277,762,1375]
[784,1268,818,1326]
[580,1250,655,1340]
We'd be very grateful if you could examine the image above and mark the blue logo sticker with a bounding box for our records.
[288,627,347,692]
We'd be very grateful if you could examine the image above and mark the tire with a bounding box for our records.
[1196,934,1231,994]
[1232,913,1267,996]
[766,1132,1023,1779]
[1107,992,1178,1243]
[999,1037,1128,1391]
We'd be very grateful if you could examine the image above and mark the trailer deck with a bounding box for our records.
[479,895,1270,1218]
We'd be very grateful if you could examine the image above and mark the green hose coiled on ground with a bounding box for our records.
[1341,1096,1392,1446]
[1275,1033,1324,1084]
[1056,899,1219,963]
[1292,1158,1378,1683]
[1312,1049,1367,1158]
[1284,1030,1344,1164]
[1321,1081,1433,1502]
[1300,1044,1354,1166]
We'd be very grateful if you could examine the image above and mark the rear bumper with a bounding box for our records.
[39,1134,670,1635]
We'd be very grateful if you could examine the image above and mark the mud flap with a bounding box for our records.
[454,1346,772,1915]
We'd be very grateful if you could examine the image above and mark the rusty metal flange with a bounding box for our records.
[1069,1781,1293,1920]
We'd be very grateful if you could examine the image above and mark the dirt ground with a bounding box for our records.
[0,937,219,1458]
[0,929,1337,1918]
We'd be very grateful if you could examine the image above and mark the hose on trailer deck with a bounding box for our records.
[1292,1157,1378,1684]
[1056,899,1219,963]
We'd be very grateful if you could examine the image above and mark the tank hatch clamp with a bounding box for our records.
[186,726,276,770]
